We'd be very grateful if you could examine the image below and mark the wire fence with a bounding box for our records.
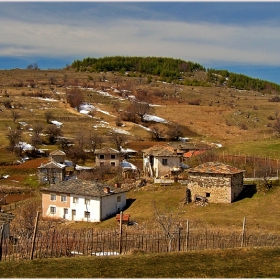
[1,222,280,262]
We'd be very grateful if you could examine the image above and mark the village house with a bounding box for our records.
[142,144,183,179]
[94,147,120,167]
[187,162,245,203]
[49,150,66,164]
[38,161,66,184]
[41,179,127,222]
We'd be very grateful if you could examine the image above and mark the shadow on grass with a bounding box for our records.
[234,184,257,202]
[124,198,136,210]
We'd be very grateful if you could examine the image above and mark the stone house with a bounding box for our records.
[142,144,183,178]
[38,161,66,184]
[187,162,245,203]
[40,179,127,222]
[94,147,120,167]
[50,150,66,164]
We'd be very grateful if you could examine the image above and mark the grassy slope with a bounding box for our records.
[1,247,280,278]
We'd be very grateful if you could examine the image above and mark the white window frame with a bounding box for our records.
[73,197,79,204]
[50,194,56,201]
[85,198,90,205]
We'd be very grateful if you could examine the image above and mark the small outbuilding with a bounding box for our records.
[187,162,245,203]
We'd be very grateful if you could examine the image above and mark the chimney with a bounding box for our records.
[103,187,110,193]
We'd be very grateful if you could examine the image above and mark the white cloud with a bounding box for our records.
[1,16,280,66]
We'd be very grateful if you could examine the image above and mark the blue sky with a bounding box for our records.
[1,1,280,84]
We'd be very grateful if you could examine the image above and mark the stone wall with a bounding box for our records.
[187,172,243,203]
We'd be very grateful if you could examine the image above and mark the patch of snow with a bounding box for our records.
[135,124,152,131]
[51,120,63,127]
[75,165,94,171]
[143,114,168,123]
[17,142,33,151]
[32,97,58,102]
[111,128,131,135]
[18,121,28,126]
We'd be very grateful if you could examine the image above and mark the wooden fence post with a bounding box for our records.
[118,211,123,255]
[186,220,189,252]
[178,226,181,252]
[30,211,40,260]
[0,225,4,261]
[241,217,246,248]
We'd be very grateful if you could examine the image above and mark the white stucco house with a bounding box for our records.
[142,144,183,178]
[41,179,128,222]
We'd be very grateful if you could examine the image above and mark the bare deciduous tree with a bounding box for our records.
[11,110,21,123]
[166,123,184,141]
[6,128,22,152]
[109,131,128,151]
[10,198,41,238]
[33,123,44,137]
[66,144,87,166]
[150,124,165,141]
[152,201,181,252]
[45,125,63,144]
[66,88,84,111]
[44,111,54,124]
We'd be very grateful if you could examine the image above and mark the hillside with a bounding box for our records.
[0,59,280,162]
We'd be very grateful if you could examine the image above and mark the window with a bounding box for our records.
[84,211,90,218]
[100,162,104,166]
[117,195,121,202]
[206,192,210,197]
[61,195,67,202]
[99,154,105,159]
[73,197,79,203]
[162,158,168,165]
[85,198,90,205]
[50,206,56,214]
[111,154,116,159]
[50,194,56,201]
[64,208,68,215]
[111,162,116,166]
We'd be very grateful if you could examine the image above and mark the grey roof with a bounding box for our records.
[40,179,127,197]
[142,144,181,157]
[188,162,245,175]
[94,147,120,154]
[38,161,65,169]
[50,150,66,156]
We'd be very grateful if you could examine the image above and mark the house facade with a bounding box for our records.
[41,179,127,222]
[187,162,244,203]
[142,144,182,178]
[94,147,120,167]
[38,161,66,184]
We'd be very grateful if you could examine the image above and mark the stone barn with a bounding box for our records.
[187,162,245,203]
